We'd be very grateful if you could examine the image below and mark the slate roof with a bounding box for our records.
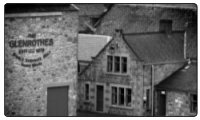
[156,62,197,93]
[123,31,185,63]
[5,3,78,13]
[78,34,111,61]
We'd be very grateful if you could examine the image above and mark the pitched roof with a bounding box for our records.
[155,62,197,93]
[118,4,197,10]
[78,34,111,61]
[76,4,106,16]
[96,4,197,36]
[5,3,78,13]
[123,31,185,63]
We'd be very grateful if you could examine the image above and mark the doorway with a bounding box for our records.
[47,86,69,116]
[96,85,104,112]
[157,90,166,116]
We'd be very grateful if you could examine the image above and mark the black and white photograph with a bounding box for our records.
[4,3,197,117]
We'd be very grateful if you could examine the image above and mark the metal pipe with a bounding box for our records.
[184,22,188,59]
[151,65,155,116]
[184,31,187,59]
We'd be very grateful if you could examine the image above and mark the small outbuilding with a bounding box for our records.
[155,61,197,116]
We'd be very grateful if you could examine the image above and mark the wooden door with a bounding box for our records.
[47,86,68,116]
[96,85,104,112]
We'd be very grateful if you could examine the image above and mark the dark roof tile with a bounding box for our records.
[156,62,197,92]
[123,31,185,63]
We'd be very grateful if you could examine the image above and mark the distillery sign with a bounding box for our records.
[9,38,54,68]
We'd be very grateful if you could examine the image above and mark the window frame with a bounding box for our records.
[107,55,113,72]
[190,94,197,113]
[119,87,125,106]
[126,88,132,107]
[85,83,90,101]
[121,57,127,73]
[111,85,132,108]
[114,56,121,73]
[106,55,128,75]
[111,86,118,105]
[146,88,151,110]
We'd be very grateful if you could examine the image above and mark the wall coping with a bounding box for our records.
[5,12,63,18]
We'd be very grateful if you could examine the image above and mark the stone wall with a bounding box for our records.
[166,91,196,116]
[78,32,144,116]
[78,30,187,116]
[143,62,184,114]
[5,11,78,116]
[96,5,197,58]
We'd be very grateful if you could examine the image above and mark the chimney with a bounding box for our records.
[159,20,172,34]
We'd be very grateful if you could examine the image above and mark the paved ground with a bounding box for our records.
[77,111,124,117]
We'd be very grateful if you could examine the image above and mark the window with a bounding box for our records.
[146,89,150,110]
[112,87,117,105]
[114,56,120,72]
[121,57,127,73]
[107,55,127,74]
[159,20,172,32]
[111,86,132,107]
[107,56,113,72]
[190,94,197,113]
[126,88,132,107]
[119,88,125,105]
[78,63,80,73]
[85,84,89,100]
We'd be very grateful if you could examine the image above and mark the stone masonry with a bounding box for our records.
[166,91,196,116]
[96,5,197,58]
[78,30,185,116]
[5,7,79,116]
[78,32,144,116]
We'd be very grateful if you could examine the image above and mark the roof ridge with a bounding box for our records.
[78,34,112,38]
[123,30,185,63]
[117,4,197,10]
[123,30,185,36]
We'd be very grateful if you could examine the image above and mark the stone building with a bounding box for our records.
[78,29,187,116]
[95,4,197,59]
[77,4,197,116]
[155,60,197,116]
[5,4,79,116]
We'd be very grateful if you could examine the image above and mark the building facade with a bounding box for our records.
[5,4,79,116]
[155,61,197,116]
[96,4,197,59]
[78,30,186,116]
